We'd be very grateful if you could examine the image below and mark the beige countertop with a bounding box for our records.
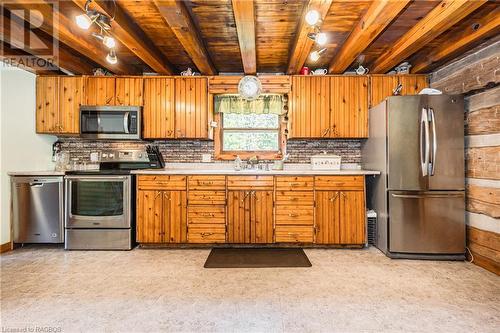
[8,171,65,176]
[131,163,380,176]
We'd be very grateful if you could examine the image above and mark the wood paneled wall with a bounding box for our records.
[431,40,500,275]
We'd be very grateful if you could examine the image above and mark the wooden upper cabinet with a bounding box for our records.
[36,76,82,135]
[288,76,368,139]
[85,77,116,105]
[370,75,428,107]
[115,77,144,106]
[143,78,175,139]
[36,76,59,134]
[289,76,330,138]
[330,76,368,138]
[174,77,209,139]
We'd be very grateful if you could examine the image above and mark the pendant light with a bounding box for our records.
[106,49,117,64]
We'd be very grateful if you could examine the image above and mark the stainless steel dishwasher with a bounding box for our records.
[11,176,64,243]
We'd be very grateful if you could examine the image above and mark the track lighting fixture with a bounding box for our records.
[106,49,117,64]
[75,0,118,64]
[307,31,328,46]
[310,48,327,62]
[305,9,320,26]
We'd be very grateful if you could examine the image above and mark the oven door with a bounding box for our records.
[65,175,131,228]
[80,106,140,140]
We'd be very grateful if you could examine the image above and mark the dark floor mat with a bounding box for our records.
[204,248,312,268]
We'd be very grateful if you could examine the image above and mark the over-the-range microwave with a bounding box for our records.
[80,105,141,140]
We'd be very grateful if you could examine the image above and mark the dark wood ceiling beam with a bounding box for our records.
[1,12,95,74]
[153,0,216,75]
[371,0,487,74]
[328,0,411,74]
[4,0,137,74]
[231,0,256,75]
[286,0,333,74]
[72,0,174,74]
[412,6,500,73]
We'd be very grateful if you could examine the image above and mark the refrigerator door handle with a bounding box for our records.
[391,193,464,199]
[429,108,437,176]
[420,108,430,176]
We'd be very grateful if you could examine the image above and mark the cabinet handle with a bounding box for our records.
[241,191,251,202]
[155,191,161,199]
[199,181,213,185]
[289,182,301,186]
[340,192,346,198]
[164,192,171,201]
[322,128,331,137]
[201,232,213,237]
[288,213,298,218]
[201,213,214,217]
[329,193,339,202]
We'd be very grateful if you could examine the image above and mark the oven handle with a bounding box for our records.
[65,175,129,181]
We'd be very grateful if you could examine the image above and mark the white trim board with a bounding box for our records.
[467,178,500,188]
[466,212,500,234]
[465,134,500,148]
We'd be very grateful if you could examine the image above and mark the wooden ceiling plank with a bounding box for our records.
[328,0,411,74]
[371,0,487,74]
[72,0,174,74]
[286,0,332,74]
[5,0,137,74]
[231,0,256,74]
[1,12,95,74]
[153,0,216,75]
[412,7,500,73]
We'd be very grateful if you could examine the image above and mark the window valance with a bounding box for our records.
[215,94,284,115]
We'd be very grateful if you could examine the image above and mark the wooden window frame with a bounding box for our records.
[214,112,286,160]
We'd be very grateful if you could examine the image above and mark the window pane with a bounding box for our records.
[223,131,279,151]
[223,113,279,129]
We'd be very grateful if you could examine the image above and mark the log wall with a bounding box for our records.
[431,40,499,275]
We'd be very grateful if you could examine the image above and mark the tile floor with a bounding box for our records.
[1,246,499,333]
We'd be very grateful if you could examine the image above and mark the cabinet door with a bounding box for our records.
[115,77,143,106]
[251,191,274,244]
[369,75,399,107]
[398,75,428,96]
[143,78,175,139]
[137,190,164,243]
[164,191,187,243]
[315,191,340,244]
[330,76,368,138]
[85,77,116,105]
[289,76,330,138]
[175,77,208,138]
[58,76,83,134]
[36,76,59,133]
[339,191,366,244]
[227,190,251,243]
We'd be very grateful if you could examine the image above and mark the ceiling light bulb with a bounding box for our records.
[75,14,92,29]
[305,10,320,26]
[310,50,321,62]
[102,36,116,49]
[106,50,117,64]
[315,32,327,46]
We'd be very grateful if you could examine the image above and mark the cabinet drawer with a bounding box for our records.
[188,224,226,243]
[188,176,226,190]
[314,176,364,190]
[275,191,314,206]
[275,206,313,225]
[227,176,273,190]
[275,226,314,243]
[275,176,313,191]
[188,190,226,205]
[188,205,225,224]
[138,175,187,190]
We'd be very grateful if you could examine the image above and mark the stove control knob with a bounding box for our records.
[102,153,108,158]
[109,153,115,159]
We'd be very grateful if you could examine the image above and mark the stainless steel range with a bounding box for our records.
[64,149,154,250]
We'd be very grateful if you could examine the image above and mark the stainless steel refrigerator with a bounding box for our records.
[362,95,465,260]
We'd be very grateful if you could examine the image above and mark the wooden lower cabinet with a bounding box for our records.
[187,204,226,243]
[136,189,187,243]
[227,190,273,243]
[315,190,365,245]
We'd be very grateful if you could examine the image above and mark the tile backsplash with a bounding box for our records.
[58,138,362,164]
